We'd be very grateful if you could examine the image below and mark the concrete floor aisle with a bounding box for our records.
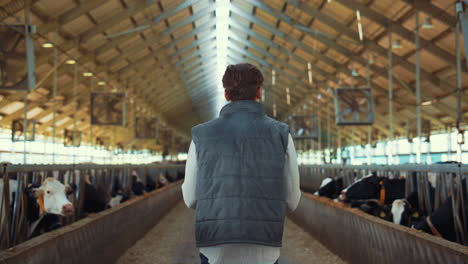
[116,202,346,264]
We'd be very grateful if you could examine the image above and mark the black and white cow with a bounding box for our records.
[145,173,157,192]
[83,174,109,213]
[131,170,145,196]
[337,173,407,222]
[24,178,74,237]
[412,179,467,243]
[390,191,426,227]
[340,173,405,205]
[390,171,437,227]
[108,175,130,208]
[315,177,344,199]
[158,172,170,188]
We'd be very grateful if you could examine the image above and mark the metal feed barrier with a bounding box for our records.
[0,163,185,250]
[299,163,468,246]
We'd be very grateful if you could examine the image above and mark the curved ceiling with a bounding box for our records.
[0,0,466,150]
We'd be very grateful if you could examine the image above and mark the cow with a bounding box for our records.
[145,173,157,192]
[131,170,145,196]
[315,177,344,199]
[412,179,467,243]
[359,200,393,222]
[24,178,74,237]
[108,175,130,208]
[390,183,435,227]
[158,172,170,187]
[340,173,405,205]
[83,174,109,213]
[337,173,408,223]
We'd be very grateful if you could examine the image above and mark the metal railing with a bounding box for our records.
[0,163,185,250]
[299,163,468,246]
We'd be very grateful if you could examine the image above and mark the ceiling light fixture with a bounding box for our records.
[272,69,276,86]
[422,16,434,29]
[421,100,433,106]
[307,62,313,84]
[83,72,93,77]
[41,43,53,48]
[393,39,402,49]
[351,66,360,77]
[98,81,106,86]
[65,59,76,65]
[356,10,364,41]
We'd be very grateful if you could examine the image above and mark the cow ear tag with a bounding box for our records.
[37,195,46,214]
[378,181,386,205]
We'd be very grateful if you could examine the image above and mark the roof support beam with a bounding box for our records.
[235,1,458,119]
[40,0,109,34]
[400,0,456,27]
[329,0,456,65]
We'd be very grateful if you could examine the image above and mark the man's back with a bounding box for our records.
[182,63,301,264]
[192,100,289,247]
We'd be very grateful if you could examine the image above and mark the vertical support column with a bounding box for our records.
[326,95,331,164]
[22,0,33,165]
[447,126,452,160]
[338,131,342,164]
[388,30,394,165]
[24,0,35,91]
[351,127,355,165]
[367,126,372,165]
[456,10,463,163]
[89,78,94,163]
[22,93,28,165]
[72,63,78,164]
[415,10,422,164]
[52,47,58,164]
[112,127,117,165]
[317,95,322,164]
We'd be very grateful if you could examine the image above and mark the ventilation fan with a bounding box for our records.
[334,88,375,125]
[0,24,35,91]
[135,117,157,139]
[289,115,319,139]
[11,119,36,141]
[64,129,82,147]
[90,93,126,125]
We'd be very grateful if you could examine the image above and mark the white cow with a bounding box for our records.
[31,178,74,216]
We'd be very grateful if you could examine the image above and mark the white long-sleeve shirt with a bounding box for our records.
[181,134,301,264]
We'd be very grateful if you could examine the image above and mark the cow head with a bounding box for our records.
[359,201,392,221]
[391,199,424,227]
[30,178,74,216]
[318,177,336,198]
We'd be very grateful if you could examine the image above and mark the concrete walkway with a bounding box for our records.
[116,202,346,264]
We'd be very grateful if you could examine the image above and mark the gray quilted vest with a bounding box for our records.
[191,100,289,247]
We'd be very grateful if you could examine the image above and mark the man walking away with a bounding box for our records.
[182,63,301,264]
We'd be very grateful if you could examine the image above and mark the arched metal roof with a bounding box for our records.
[0,0,466,150]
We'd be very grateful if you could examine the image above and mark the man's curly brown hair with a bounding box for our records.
[222,63,264,101]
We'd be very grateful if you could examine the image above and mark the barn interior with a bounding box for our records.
[0,0,467,263]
